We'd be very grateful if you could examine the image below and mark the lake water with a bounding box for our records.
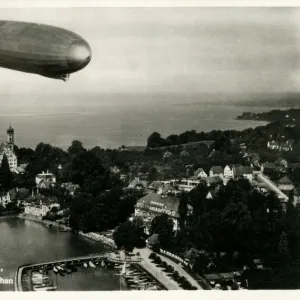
[0,94,271,150]
[0,218,122,291]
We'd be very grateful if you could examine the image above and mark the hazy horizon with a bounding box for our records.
[0,7,299,101]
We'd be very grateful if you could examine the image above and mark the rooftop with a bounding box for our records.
[136,193,180,217]
[210,166,224,174]
[278,176,293,185]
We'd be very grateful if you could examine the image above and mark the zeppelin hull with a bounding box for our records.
[0,20,91,80]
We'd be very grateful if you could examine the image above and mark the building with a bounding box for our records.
[35,171,56,189]
[275,157,288,169]
[148,181,162,192]
[261,163,277,175]
[233,165,253,182]
[120,174,127,182]
[277,176,294,193]
[171,178,200,192]
[224,165,233,178]
[206,190,217,200]
[194,168,208,179]
[13,165,26,174]
[209,166,224,177]
[163,151,173,159]
[128,177,147,190]
[157,182,178,196]
[279,142,292,152]
[267,140,279,150]
[135,193,192,231]
[61,182,80,196]
[110,166,120,174]
[0,192,11,207]
[180,150,190,157]
[24,198,60,217]
[0,125,17,171]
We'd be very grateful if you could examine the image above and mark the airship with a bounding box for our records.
[0,20,91,81]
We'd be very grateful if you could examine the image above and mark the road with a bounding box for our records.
[256,172,289,201]
[134,247,203,290]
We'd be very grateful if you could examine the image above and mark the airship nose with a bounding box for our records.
[67,39,91,71]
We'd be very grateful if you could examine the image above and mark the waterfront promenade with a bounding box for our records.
[133,248,203,290]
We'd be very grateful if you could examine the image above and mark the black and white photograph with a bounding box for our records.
[0,2,300,293]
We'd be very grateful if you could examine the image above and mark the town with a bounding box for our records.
[1,108,300,290]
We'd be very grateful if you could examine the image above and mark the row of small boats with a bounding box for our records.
[52,260,97,276]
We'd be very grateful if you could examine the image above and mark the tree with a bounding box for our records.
[132,217,147,248]
[113,221,137,252]
[68,140,86,156]
[193,251,210,274]
[150,214,175,248]
[147,132,168,148]
[147,167,158,182]
[51,206,59,213]
[178,192,188,229]
[278,231,290,260]
[0,154,12,191]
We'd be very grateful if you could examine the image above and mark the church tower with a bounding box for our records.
[6,124,14,151]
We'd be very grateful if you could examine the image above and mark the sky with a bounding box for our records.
[0,7,299,98]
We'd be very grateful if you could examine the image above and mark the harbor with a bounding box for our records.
[15,251,166,291]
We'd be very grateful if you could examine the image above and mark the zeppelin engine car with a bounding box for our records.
[0,20,91,81]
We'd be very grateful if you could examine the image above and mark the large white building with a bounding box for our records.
[135,193,192,231]
[0,125,17,171]
[24,199,60,217]
[35,171,56,189]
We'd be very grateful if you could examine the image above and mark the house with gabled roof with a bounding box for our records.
[209,166,224,178]
[194,168,208,179]
[277,176,294,192]
[148,181,161,192]
[157,182,178,196]
[224,165,233,178]
[35,171,56,189]
[233,165,253,182]
[206,190,217,200]
[163,151,173,159]
[180,150,189,157]
[275,157,288,168]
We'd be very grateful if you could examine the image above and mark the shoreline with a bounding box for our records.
[17,214,117,249]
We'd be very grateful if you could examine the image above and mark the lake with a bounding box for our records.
[0,94,272,150]
[0,218,123,291]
